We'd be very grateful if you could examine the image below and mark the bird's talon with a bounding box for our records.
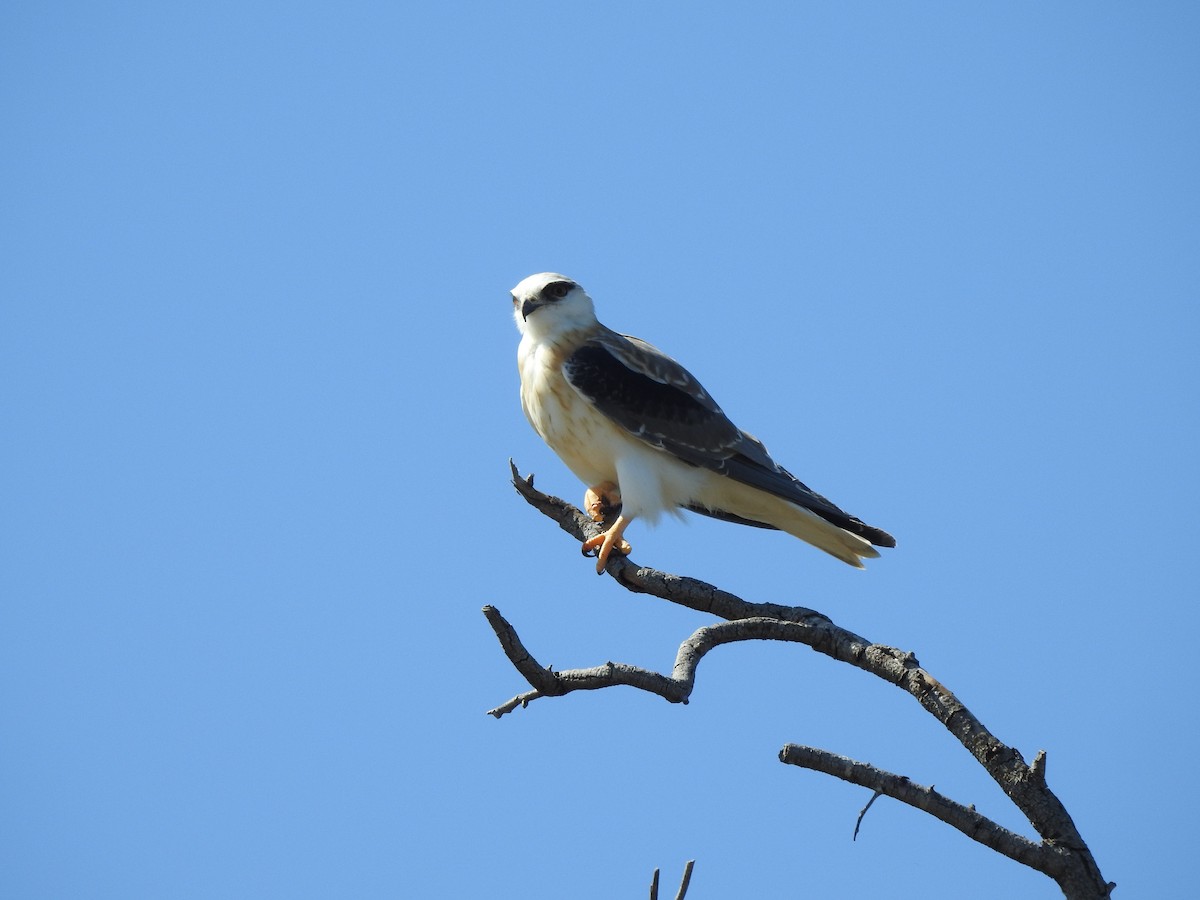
[580,533,605,558]
[580,521,632,574]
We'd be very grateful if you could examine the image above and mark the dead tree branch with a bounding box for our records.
[489,462,1113,899]
[648,860,695,900]
[484,608,837,716]
[782,745,1046,865]
[674,860,695,900]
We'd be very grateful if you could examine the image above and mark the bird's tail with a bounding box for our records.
[694,483,884,568]
[770,499,882,568]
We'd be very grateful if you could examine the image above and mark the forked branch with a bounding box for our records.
[648,860,694,900]
[487,463,1113,899]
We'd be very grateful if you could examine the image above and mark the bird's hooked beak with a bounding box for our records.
[518,297,542,321]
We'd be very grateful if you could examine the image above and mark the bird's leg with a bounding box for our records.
[580,515,633,574]
[583,481,622,523]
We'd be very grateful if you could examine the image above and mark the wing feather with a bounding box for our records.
[562,330,895,549]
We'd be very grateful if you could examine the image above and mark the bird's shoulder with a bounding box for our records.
[568,327,720,410]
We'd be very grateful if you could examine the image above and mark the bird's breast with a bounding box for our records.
[518,339,625,487]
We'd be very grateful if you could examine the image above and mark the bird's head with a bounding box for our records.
[511,272,597,339]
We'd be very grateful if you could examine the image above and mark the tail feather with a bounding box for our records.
[693,481,885,568]
[772,501,880,568]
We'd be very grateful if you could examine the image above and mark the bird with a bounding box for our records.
[511,272,895,574]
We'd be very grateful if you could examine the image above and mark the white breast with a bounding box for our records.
[518,336,624,487]
[517,334,708,524]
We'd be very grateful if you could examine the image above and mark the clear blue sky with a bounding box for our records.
[3,4,1197,898]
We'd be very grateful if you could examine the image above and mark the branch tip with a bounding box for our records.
[853,790,884,841]
[1030,749,1048,784]
[674,860,695,900]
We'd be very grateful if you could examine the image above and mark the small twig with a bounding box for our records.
[853,790,884,841]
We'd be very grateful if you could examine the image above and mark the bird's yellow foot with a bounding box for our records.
[584,481,622,523]
[580,515,632,574]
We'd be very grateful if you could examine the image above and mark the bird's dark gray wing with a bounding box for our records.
[562,330,895,548]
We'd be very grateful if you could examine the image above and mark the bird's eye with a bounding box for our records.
[544,281,572,300]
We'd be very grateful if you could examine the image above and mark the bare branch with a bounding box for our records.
[647,861,696,900]
[496,464,1114,899]
[484,608,854,715]
[482,605,687,717]
[674,860,695,900]
[782,745,1048,868]
[509,460,831,624]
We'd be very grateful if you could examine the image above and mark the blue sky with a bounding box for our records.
[3,3,1197,897]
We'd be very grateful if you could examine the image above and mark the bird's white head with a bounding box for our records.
[510,272,597,340]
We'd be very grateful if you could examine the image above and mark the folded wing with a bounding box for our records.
[562,330,895,549]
